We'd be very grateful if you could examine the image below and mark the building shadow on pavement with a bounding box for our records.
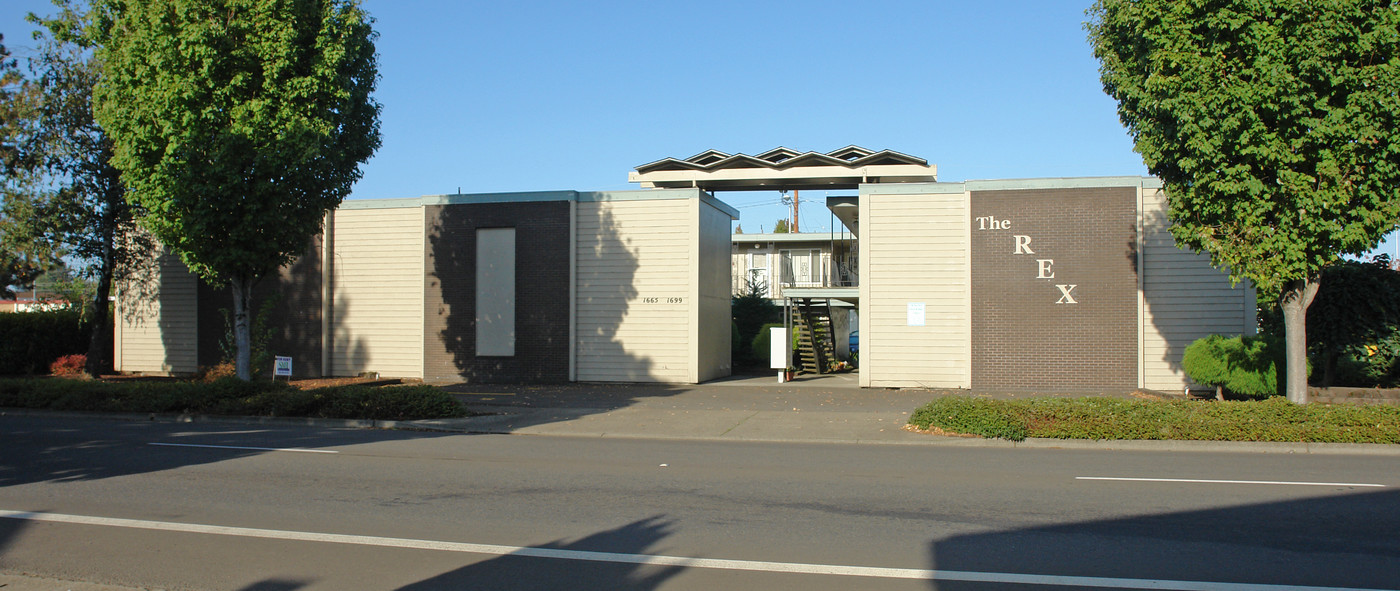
[926,488,1400,590]
[397,515,683,591]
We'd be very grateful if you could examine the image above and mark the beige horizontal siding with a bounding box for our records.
[1140,188,1253,391]
[861,190,970,388]
[576,199,693,382]
[116,249,198,374]
[696,199,733,382]
[330,207,424,378]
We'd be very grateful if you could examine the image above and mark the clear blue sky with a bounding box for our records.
[4,0,1396,254]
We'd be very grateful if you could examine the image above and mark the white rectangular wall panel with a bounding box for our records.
[475,227,516,356]
[115,249,198,374]
[1140,187,1255,391]
[576,198,693,382]
[329,206,425,378]
[860,188,971,388]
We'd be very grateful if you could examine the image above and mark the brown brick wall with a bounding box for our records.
[970,187,1138,390]
[423,202,571,383]
[196,235,324,377]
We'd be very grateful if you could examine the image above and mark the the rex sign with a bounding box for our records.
[968,187,1139,390]
[974,215,1077,304]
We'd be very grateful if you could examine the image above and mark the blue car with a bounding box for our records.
[848,330,859,361]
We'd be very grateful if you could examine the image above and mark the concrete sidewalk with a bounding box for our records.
[7,373,1394,454]
[397,374,1400,455]
[420,372,930,444]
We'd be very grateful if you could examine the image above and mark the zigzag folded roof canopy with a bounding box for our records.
[629,146,936,191]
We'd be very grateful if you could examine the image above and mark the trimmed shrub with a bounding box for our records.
[50,354,87,376]
[311,385,467,421]
[732,284,782,366]
[197,362,237,382]
[1330,330,1400,388]
[0,309,91,375]
[1182,334,1294,398]
[750,323,789,368]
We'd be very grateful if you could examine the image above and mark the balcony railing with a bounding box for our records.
[732,261,857,298]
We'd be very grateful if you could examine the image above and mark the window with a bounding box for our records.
[781,249,821,284]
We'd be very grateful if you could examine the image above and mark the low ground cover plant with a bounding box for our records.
[0,378,468,421]
[909,396,1400,443]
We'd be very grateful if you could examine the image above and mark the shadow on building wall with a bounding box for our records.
[925,488,1399,590]
[573,201,666,382]
[427,201,572,383]
[398,516,682,590]
[427,199,657,384]
[195,236,324,377]
[113,244,179,373]
[1140,204,1252,388]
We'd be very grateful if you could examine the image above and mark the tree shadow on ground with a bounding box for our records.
[926,488,1400,590]
[236,579,312,591]
[0,414,455,489]
[398,515,682,591]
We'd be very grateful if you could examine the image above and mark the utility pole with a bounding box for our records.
[792,190,800,233]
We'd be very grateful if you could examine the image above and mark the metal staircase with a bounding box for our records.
[790,298,837,374]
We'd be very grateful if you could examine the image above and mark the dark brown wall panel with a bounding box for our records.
[423,201,570,383]
[970,187,1138,390]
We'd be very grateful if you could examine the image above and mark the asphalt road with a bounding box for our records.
[0,414,1396,590]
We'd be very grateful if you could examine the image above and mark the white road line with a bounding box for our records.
[0,510,1391,591]
[148,442,338,454]
[1077,477,1384,487]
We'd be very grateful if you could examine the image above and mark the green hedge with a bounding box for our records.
[909,395,1400,443]
[0,309,91,375]
[0,378,468,421]
[1181,334,1292,398]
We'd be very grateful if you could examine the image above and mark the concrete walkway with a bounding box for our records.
[402,374,1398,455]
[423,372,925,444]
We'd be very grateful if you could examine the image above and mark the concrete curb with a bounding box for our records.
[5,406,1399,455]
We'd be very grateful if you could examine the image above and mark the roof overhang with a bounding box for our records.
[630,146,935,191]
[826,196,858,237]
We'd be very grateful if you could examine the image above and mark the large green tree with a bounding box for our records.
[1,33,49,300]
[1088,0,1400,403]
[4,3,145,375]
[92,0,381,379]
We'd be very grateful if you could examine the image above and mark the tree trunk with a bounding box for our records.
[84,262,114,376]
[231,276,254,381]
[1279,277,1320,404]
[84,212,118,377]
